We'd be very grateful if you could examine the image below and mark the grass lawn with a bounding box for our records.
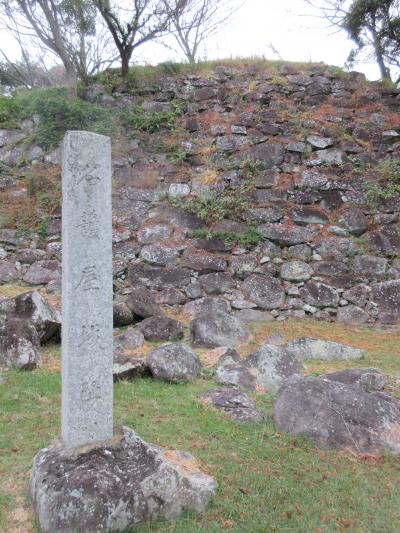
[0,319,399,532]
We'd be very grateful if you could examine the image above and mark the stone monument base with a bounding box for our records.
[29,426,216,533]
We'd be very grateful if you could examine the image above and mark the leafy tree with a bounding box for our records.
[307,0,400,81]
[94,0,170,90]
[0,0,114,98]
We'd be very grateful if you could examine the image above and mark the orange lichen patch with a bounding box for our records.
[163,449,212,476]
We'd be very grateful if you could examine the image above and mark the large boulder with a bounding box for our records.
[370,280,400,321]
[245,343,301,393]
[280,261,313,282]
[274,376,400,455]
[113,302,135,327]
[241,275,285,310]
[190,312,250,348]
[286,337,363,361]
[323,368,387,392]
[148,343,201,382]
[216,343,301,394]
[139,315,184,342]
[14,291,61,343]
[300,281,339,308]
[200,387,263,423]
[258,224,316,246]
[0,260,20,282]
[126,287,162,318]
[30,426,216,533]
[338,207,368,236]
[183,297,231,317]
[0,317,42,369]
[23,260,61,285]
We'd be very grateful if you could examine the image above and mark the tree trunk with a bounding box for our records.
[66,65,78,101]
[119,53,130,92]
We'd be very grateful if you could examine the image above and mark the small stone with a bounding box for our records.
[307,135,333,149]
[200,387,263,423]
[113,354,149,381]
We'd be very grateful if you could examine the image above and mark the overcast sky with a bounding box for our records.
[138,0,381,80]
[0,0,383,81]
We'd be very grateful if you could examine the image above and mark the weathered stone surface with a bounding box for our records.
[300,281,339,308]
[258,224,316,246]
[23,260,61,285]
[0,260,19,282]
[61,131,113,449]
[14,291,61,343]
[280,261,313,281]
[274,377,400,455]
[137,224,172,244]
[29,426,216,533]
[243,207,283,223]
[200,387,263,423]
[299,169,327,189]
[307,135,333,149]
[245,343,302,393]
[287,337,363,361]
[190,312,250,348]
[113,354,149,381]
[338,207,368,236]
[183,297,230,317]
[216,350,257,390]
[314,236,357,260]
[250,142,285,167]
[313,148,343,165]
[336,305,369,325]
[291,206,329,225]
[234,309,274,323]
[367,227,400,256]
[126,287,162,318]
[343,284,370,307]
[148,343,201,382]
[180,250,227,273]
[140,244,180,266]
[370,280,400,318]
[0,317,42,369]
[129,263,191,289]
[115,328,145,351]
[157,288,187,305]
[113,302,134,327]
[242,274,285,310]
[139,315,184,342]
[324,368,387,392]
[16,248,47,264]
[199,272,235,294]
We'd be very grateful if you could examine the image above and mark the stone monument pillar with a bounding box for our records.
[29,131,215,533]
[61,130,113,448]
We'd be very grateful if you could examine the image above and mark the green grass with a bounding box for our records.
[1,320,400,531]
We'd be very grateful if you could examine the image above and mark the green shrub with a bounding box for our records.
[166,182,253,226]
[365,158,400,206]
[0,95,22,128]
[189,228,265,247]
[121,103,181,134]
[0,88,114,150]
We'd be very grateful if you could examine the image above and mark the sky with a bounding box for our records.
[136,0,382,80]
[0,0,384,81]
